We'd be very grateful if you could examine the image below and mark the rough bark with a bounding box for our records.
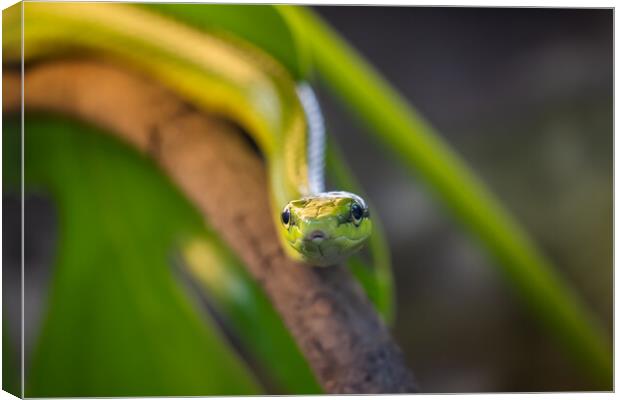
[4,60,417,393]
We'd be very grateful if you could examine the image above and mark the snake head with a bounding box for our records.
[280,191,372,267]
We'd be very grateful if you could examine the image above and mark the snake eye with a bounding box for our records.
[281,207,290,226]
[351,203,364,224]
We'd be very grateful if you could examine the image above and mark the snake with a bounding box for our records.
[5,3,372,267]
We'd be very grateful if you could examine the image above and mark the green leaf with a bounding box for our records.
[181,236,321,394]
[288,7,612,387]
[14,115,261,396]
[139,4,310,79]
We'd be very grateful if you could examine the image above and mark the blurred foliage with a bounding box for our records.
[6,116,261,396]
[181,236,321,393]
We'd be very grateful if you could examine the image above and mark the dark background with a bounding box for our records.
[314,6,612,392]
[5,6,612,393]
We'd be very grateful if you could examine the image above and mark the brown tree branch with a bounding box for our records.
[4,60,417,393]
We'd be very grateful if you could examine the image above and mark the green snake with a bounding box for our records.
[6,3,372,267]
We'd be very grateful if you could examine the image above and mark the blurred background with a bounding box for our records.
[4,6,612,394]
[314,6,613,392]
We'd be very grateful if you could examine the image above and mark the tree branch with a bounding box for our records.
[4,60,417,393]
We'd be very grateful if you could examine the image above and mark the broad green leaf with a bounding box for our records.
[182,236,321,394]
[139,4,310,79]
[12,115,261,396]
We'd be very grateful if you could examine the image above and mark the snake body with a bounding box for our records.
[6,3,371,266]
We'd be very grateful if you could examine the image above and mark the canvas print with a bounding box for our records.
[2,2,613,396]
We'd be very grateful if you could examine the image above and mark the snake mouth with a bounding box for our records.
[305,230,328,242]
